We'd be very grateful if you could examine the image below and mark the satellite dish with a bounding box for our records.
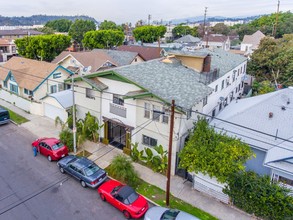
[87,66,92,72]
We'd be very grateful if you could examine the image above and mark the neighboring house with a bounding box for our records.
[0,29,43,39]
[211,88,293,195]
[174,34,202,48]
[52,50,144,76]
[70,57,213,174]
[240,30,266,55]
[202,34,230,51]
[0,38,17,62]
[116,45,164,61]
[168,48,247,117]
[0,57,72,117]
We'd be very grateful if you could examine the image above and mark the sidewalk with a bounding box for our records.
[2,99,255,220]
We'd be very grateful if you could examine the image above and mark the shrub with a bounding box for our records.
[59,128,74,152]
[224,171,293,220]
[108,155,140,187]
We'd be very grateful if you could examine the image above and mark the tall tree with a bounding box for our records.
[133,25,166,43]
[99,20,123,31]
[15,34,71,62]
[83,30,124,49]
[179,118,254,183]
[172,25,195,39]
[212,23,230,35]
[68,19,96,46]
[45,19,73,32]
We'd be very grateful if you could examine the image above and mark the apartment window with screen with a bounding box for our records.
[86,88,95,99]
[113,94,124,106]
[144,103,150,118]
[153,105,160,121]
[162,107,169,124]
[221,80,225,90]
[142,135,157,147]
[50,85,57,94]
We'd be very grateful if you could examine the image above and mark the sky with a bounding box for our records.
[1,0,293,24]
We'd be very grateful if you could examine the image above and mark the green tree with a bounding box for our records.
[248,34,293,87]
[45,19,73,32]
[83,30,125,49]
[179,118,254,183]
[212,23,230,35]
[15,34,71,62]
[133,25,166,43]
[99,20,123,31]
[172,25,192,39]
[68,19,96,46]
[35,26,55,35]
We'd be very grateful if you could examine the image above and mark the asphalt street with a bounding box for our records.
[0,123,148,220]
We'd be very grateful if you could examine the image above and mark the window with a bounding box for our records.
[50,85,57,94]
[214,85,218,92]
[144,103,150,118]
[142,135,157,147]
[237,69,240,76]
[219,103,222,111]
[212,109,216,117]
[238,84,241,91]
[86,88,95,99]
[24,88,32,95]
[232,73,236,82]
[113,94,124,106]
[162,107,169,124]
[24,88,29,95]
[241,67,243,74]
[203,96,208,106]
[152,105,160,121]
[53,72,61,79]
[10,83,18,93]
[58,83,64,91]
[4,81,7,88]
[221,80,225,90]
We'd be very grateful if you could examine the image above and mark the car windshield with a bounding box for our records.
[161,209,180,220]
[51,142,64,150]
[84,163,100,176]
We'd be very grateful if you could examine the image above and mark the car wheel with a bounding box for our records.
[123,210,131,219]
[100,193,106,201]
[47,155,52,162]
[59,167,65,174]
[80,180,87,188]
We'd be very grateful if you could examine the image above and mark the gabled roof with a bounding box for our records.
[174,35,201,43]
[82,77,108,91]
[202,34,229,43]
[93,49,141,66]
[116,45,162,61]
[242,30,266,49]
[0,57,61,91]
[88,58,213,109]
[211,87,293,154]
[52,51,118,72]
[0,38,14,45]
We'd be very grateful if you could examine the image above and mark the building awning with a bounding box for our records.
[102,116,134,131]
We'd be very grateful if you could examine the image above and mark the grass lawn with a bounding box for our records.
[0,105,28,124]
[136,181,218,220]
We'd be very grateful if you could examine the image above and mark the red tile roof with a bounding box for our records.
[117,45,162,61]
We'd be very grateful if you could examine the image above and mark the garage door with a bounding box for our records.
[44,103,68,122]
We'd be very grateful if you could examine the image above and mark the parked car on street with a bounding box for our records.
[57,155,107,188]
[98,179,148,219]
[0,107,10,125]
[32,137,68,161]
[144,207,200,220]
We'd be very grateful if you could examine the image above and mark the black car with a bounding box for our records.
[57,155,107,188]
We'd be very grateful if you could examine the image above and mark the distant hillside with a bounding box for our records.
[0,15,98,26]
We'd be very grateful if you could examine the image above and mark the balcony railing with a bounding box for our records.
[110,103,126,118]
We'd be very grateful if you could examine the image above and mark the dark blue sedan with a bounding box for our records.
[57,155,107,188]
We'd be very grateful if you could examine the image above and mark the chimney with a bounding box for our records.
[203,55,211,72]
[269,112,273,118]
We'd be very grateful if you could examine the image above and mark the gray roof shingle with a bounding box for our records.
[93,49,139,66]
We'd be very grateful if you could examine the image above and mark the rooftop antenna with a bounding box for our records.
[203,7,209,48]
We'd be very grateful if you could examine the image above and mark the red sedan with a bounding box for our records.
[32,137,68,161]
[98,179,149,219]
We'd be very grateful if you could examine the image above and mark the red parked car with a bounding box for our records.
[98,179,148,219]
[32,137,68,161]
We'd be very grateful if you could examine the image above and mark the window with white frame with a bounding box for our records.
[152,105,160,121]
[24,88,32,95]
[144,103,150,118]
[10,83,18,93]
[86,88,95,99]
[162,107,169,124]
[214,85,218,92]
[142,135,157,147]
[113,94,124,106]
[50,85,57,94]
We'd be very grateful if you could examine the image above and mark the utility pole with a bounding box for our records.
[203,7,208,48]
[166,100,175,207]
[71,74,77,154]
[273,0,280,37]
